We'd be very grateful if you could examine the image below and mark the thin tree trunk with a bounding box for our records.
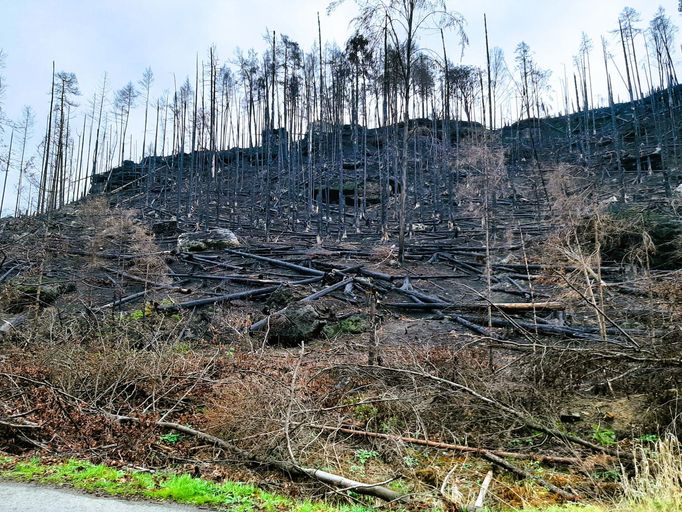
[1,129,14,217]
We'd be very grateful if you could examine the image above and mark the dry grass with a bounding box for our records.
[206,309,255,346]
[622,436,682,510]
[533,438,682,511]
[368,244,397,264]
[84,197,169,283]
[3,308,211,410]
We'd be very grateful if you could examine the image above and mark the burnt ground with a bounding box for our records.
[0,102,681,509]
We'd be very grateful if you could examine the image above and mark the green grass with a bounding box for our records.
[591,425,617,447]
[159,432,183,444]
[0,456,373,512]
[354,449,379,465]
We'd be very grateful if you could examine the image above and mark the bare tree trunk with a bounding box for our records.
[0,128,14,217]
[367,289,379,365]
[14,108,32,216]
[38,62,55,214]
[603,38,626,202]
[484,14,493,131]
[265,31,276,241]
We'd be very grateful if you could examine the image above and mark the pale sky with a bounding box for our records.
[2,0,674,122]
[0,0,678,213]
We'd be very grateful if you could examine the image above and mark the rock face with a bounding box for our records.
[267,303,324,345]
[90,160,143,194]
[177,229,240,252]
[152,218,178,236]
[2,278,76,313]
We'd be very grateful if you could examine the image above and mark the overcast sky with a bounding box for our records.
[2,0,675,122]
[0,0,678,213]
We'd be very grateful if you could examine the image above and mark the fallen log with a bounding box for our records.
[492,263,623,274]
[357,268,395,282]
[170,273,283,286]
[460,315,634,343]
[182,254,244,272]
[102,266,191,293]
[158,285,282,311]
[301,277,354,302]
[490,302,564,311]
[384,302,564,312]
[319,263,467,282]
[95,291,148,311]
[0,314,27,337]
[161,277,324,312]
[66,248,172,261]
[155,421,402,501]
[446,314,497,338]
[481,451,579,501]
[99,413,402,502]
[227,250,325,277]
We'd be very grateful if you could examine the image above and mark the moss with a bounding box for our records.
[323,315,369,338]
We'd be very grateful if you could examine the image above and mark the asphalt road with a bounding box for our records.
[0,481,201,511]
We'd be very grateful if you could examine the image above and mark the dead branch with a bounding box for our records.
[301,277,354,302]
[383,301,564,312]
[157,285,283,311]
[469,470,494,511]
[227,250,326,277]
[150,420,403,502]
[481,451,579,500]
[312,424,582,465]
[0,417,41,430]
[351,365,620,457]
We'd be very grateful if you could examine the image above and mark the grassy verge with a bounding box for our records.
[2,436,681,512]
[0,455,372,512]
[521,505,679,512]
[521,437,682,512]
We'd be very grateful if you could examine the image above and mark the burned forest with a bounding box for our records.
[0,2,681,511]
